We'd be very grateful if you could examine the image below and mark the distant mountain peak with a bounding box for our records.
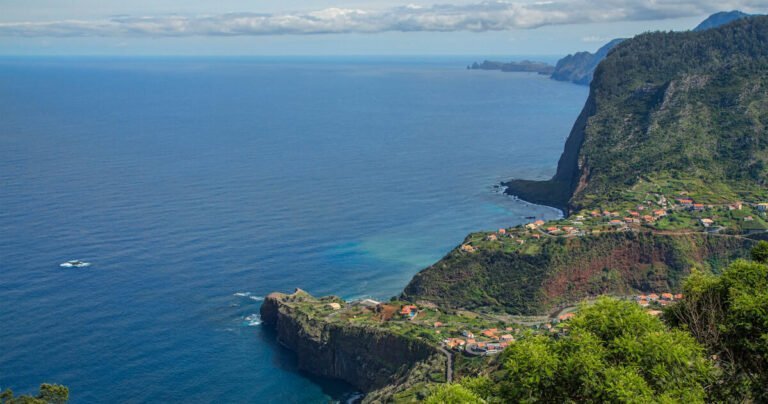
[693,10,752,32]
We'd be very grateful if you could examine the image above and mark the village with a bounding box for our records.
[461,188,768,255]
[286,288,685,360]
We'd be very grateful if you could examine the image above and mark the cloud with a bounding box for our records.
[0,0,763,37]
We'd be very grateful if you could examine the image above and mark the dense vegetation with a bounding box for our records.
[505,16,768,212]
[0,384,68,404]
[425,243,768,402]
[570,16,768,210]
[403,231,752,314]
[665,240,768,400]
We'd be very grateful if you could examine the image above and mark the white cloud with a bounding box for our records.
[0,0,763,37]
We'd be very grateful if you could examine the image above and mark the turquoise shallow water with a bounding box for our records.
[0,57,587,402]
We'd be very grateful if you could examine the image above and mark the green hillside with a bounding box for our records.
[509,16,768,213]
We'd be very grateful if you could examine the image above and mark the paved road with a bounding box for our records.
[437,347,453,383]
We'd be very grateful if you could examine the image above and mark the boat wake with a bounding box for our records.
[60,260,91,268]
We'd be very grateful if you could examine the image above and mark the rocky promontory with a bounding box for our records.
[260,290,447,402]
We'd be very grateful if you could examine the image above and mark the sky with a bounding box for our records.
[0,0,766,56]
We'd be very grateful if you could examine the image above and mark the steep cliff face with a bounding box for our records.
[506,16,768,213]
[402,232,755,315]
[550,38,625,86]
[260,291,445,401]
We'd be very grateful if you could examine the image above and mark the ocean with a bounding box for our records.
[0,57,587,402]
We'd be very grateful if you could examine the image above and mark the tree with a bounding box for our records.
[750,240,768,263]
[424,384,484,404]
[0,384,68,404]
[666,257,768,401]
[428,298,714,403]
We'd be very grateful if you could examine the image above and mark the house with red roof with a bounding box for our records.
[400,305,418,318]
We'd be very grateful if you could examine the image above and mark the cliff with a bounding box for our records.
[402,232,755,315]
[550,38,625,86]
[506,16,768,213]
[260,290,446,402]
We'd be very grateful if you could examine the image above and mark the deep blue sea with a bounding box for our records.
[0,57,587,402]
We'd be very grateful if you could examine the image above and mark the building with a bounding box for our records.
[357,299,381,308]
[481,328,499,339]
[327,302,341,310]
[400,305,418,318]
[758,203,768,212]
[700,218,714,227]
[462,330,475,339]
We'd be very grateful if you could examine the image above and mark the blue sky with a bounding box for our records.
[0,0,765,56]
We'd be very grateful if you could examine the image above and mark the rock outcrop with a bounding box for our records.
[260,290,445,402]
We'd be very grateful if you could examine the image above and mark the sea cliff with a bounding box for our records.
[260,290,447,402]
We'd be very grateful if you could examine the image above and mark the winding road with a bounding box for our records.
[437,346,453,383]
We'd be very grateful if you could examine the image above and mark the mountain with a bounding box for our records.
[550,10,756,86]
[507,15,768,213]
[550,38,625,85]
[406,15,768,314]
[693,10,752,31]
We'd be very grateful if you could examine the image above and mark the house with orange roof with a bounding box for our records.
[534,220,545,226]
[648,293,659,301]
[481,328,499,338]
[434,322,443,328]
[653,209,667,217]
[558,312,576,322]
[461,244,476,253]
[531,233,541,239]
[400,305,418,317]
[444,338,466,350]
[661,293,673,300]
[674,293,683,300]
[642,215,655,222]
[609,219,624,226]
[498,228,506,235]
[639,299,649,307]
[500,334,514,342]
[486,234,498,241]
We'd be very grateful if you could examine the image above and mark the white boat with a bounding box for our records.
[60,260,91,268]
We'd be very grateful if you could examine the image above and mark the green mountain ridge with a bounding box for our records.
[507,15,768,213]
